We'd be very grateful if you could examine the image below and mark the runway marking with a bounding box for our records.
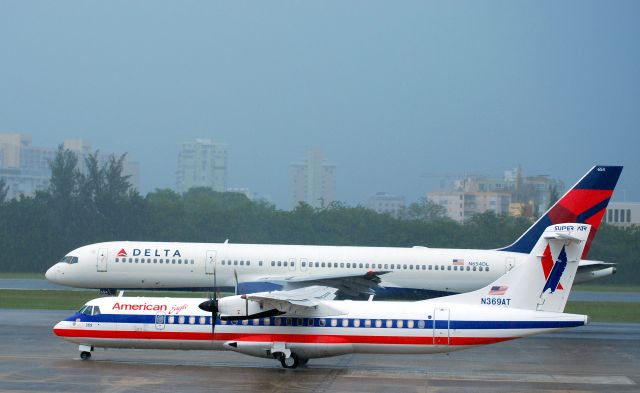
[343,369,636,385]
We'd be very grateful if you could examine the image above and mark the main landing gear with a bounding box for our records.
[275,353,309,369]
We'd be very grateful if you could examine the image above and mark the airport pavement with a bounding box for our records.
[0,308,638,393]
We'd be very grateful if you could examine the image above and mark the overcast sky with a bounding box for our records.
[1,1,638,208]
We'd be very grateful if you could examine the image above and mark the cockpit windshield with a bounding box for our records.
[77,305,101,316]
[59,255,79,264]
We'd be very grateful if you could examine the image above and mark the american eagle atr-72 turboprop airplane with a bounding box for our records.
[45,165,622,299]
[54,223,592,368]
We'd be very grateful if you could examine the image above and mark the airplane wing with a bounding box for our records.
[218,286,345,319]
[244,270,391,298]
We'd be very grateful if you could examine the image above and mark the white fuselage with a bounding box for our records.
[46,241,525,296]
[53,295,587,360]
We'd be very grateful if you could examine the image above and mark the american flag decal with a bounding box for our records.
[452,259,464,266]
[489,285,508,295]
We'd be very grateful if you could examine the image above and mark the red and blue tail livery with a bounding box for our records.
[499,165,622,257]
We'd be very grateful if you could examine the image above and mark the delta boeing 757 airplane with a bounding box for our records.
[46,166,622,299]
[54,223,592,368]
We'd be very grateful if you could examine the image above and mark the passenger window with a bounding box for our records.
[199,316,206,324]
[473,266,477,271]
[342,319,349,327]
[319,318,326,327]
[407,320,414,328]
[435,265,439,270]
[486,267,490,272]
[277,261,282,267]
[234,260,238,266]
[271,261,275,266]
[263,318,271,326]
[353,319,361,327]
[447,266,451,271]
[418,320,425,329]
[466,266,470,271]
[331,319,338,327]
[168,316,175,324]
[429,265,432,270]
[397,320,404,328]
[189,316,195,324]
[386,320,393,328]
[284,261,288,267]
[375,319,382,328]
[307,318,314,326]
[403,265,407,269]
[365,319,372,328]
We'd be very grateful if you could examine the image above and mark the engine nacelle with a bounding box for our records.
[217,295,282,320]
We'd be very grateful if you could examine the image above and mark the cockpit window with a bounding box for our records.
[78,305,94,315]
[93,306,100,316]
[59,256,79,264]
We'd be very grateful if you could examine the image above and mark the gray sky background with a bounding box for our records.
[1,1,638,208]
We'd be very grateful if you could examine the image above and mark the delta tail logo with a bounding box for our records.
[117,249,127,257]
[540,245,568,293]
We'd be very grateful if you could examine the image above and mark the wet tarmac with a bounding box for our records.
[0,308,638,392]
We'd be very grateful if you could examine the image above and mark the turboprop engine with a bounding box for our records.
[217,294,284,320]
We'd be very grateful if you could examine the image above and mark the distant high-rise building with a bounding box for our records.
[0,133,139,200]
[176,139,227,193]
[427,166,563,222]
[367,192,406,218]
[290,149,336,209]
[603,202,640,227]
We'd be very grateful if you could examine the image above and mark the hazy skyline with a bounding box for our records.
[2,1,638,208]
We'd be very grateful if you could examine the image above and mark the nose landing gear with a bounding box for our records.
[79,345,93,360]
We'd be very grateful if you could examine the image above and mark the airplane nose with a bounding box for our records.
[45,266,58,282]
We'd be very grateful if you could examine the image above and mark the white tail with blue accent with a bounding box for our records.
[439,223,589,313]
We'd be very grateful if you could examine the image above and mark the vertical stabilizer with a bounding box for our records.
[499,165,621,258]
[441,224,590,313]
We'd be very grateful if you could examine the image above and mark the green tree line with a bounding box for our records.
[0,147,638,285]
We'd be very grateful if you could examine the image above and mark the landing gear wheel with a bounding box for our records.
[80,351,91,360]
[280,353,299,369]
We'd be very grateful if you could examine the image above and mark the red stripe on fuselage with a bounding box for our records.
[53,328,513,346]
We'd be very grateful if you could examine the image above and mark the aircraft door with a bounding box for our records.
[300,258,308,272]
[206,251,216,275]
[288,258,296,272]
[505,257,516,273]
[433,307,450,345]
[97,248,108,272]
[155,312,166,330]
